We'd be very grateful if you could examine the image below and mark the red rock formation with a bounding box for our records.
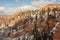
[0,4,60,27]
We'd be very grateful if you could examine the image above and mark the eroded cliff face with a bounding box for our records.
[0,4,60,27]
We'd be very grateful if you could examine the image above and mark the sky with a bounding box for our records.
[0,0,60,15]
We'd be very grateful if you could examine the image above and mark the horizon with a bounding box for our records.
[0,0,60,15]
